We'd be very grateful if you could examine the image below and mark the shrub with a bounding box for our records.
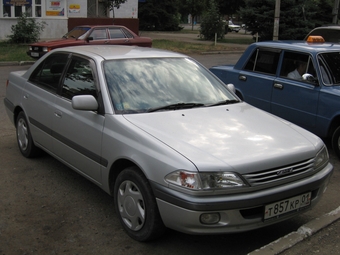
[199,0,225,40]
[7,13,46,44]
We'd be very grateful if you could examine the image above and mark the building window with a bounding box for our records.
[2,0,66,18]
[35,0,41,16]
[2,0,36,18]
[3,4,11,17]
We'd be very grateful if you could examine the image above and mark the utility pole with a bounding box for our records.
[333,0,340,24]
[273,0,280,40]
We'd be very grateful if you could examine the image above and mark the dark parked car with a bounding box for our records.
[27,25,152,59]
[304,25,340,43]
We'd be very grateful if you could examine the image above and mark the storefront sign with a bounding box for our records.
[46,0,65,16]
[3,0,31,6]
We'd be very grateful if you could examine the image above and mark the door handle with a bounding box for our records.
[54,111,62,118]
[274,83,283,89]
[239,75,247,81]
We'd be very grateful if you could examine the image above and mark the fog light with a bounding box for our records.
[200,213,220,224]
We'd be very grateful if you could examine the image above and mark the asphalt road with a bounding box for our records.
[0,56,339,255]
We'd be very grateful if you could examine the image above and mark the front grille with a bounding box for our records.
[32,46,41,52]
[242,158,314,186]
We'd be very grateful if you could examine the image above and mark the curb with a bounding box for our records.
[248,206,340,255]
[0,61,35,66]
[201,50,245,55]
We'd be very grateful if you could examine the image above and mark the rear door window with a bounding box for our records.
[109,28,126,39]
[29,53,69,92]
[243,48,280,75]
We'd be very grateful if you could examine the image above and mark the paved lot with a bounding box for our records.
[1,35,340,254]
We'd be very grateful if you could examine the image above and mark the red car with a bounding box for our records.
[27,25,153,58]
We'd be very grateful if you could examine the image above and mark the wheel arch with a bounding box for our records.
[13,106,24,127]
[327,115,340,138]
[108,159,140,196]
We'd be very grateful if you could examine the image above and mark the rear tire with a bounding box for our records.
[16,111,40,158]
[114,166,166,241]
[331,126,340,159]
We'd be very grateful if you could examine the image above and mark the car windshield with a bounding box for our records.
[63,27,91,39]
[104,58,238,114]
[319,52,340,85]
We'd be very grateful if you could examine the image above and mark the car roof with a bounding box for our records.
[73,25,126,29]
[250,40,340,53]
[311,25,340,30]
[51,45,187,60]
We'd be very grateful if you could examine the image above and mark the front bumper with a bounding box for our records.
[152,162,333,234]
[26,50,46,59]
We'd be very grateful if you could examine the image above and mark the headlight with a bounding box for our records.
[42,47,48,52]
[314,146,329,169]
[29,46,32,51]
[165,170,247,190]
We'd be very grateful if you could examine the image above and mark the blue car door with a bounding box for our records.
[271,52,319,132]
[236,48,281,112]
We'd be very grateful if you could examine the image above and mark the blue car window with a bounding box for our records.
[319,52,340,85]
[280,51,316,83]
[244,48,280,75]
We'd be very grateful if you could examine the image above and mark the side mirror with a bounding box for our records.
[226,83,236,93]
[302,73,318,85]
[72,95,98,111]
[87,36,94,42]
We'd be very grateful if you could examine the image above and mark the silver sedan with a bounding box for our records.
[4,45,333,241]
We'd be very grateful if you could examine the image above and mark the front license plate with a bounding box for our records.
[264,192,311,220]
[31,52,39,57]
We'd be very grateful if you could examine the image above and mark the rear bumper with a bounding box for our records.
[152,162,333,234]
[4,98,15,126]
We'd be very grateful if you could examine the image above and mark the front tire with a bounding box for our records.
[331,126,340,159]
[16,111,40,158]
[114,166,166,241]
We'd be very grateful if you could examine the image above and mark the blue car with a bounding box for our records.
[210,36,340,158]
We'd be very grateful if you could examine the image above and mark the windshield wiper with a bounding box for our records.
[147,103,205,112]
[206,99,239,107]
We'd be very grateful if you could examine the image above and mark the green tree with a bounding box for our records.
[7,13,46,43]
[216,0,245,16]
[179,0,207,30]
[102,0,127,17]
[138,0,182,31]
[200,0,225,40]
[239,0,333,41]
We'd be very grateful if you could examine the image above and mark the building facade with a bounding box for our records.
[0,0,138,40]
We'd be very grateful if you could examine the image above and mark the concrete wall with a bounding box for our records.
[113,1,138,18]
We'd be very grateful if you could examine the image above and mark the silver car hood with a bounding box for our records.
[123,103,321,173]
